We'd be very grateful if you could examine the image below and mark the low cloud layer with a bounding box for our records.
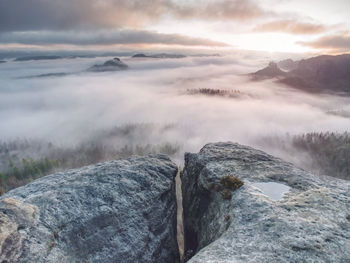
[0,30,227,47]
[1,54,350,163]
[254,20,328,35]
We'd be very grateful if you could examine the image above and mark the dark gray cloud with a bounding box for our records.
[254,20,328,35]
[0,0,270,32]
[0,29,228,46]
[299,34,350,51]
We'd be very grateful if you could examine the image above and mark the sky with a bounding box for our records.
[0,0,350,54]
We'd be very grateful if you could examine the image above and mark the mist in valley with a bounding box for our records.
[1,53,350,191]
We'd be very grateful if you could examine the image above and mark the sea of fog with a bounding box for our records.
[1,54,350,164]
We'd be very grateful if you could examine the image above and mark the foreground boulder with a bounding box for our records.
[182,142,350,262]
[0,155,179,263]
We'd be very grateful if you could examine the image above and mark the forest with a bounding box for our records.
[1,130,349,194]
[291,132,350,180]
[0,124,180,194]
[262,132,350,181]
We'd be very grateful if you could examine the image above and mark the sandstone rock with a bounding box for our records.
[0,155,179,263]
[182,142,350,262]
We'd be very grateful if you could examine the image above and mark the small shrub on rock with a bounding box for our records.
[220,175,244,190]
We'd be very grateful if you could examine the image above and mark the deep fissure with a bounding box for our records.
[175,168,184,262]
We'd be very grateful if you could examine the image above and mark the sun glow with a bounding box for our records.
[150,20,318,54]
[203,32,318,53]
[230,33,316,53]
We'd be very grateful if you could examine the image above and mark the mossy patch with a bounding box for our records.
[220,175,244,190]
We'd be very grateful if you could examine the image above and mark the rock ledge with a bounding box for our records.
[0,155,179,263]
[182,142,350,263]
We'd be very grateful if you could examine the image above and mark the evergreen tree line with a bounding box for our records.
[291,132,350,180]
[261,132,350,181]
[186,88,243,98]
[0,138,180,195]
[0,157,60,194]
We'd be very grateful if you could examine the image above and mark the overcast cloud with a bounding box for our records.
[299,34,350,52]
[0,1,349,56]
[0,0,270,32]
[0,29,228,47]
[254,20,328,35]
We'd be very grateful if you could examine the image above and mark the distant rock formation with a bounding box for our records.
[34,73,69,78]
[132,53,186,59]
[277,59,299,71]
[0,60,6,64]
[251,54,350,94]
[0,155,179,263]
[132,53,148,58]
[14,56,62,62]
[182,142,350,262]
[18,72,70,79]
[251,61,286,80]
[88,57,128,72]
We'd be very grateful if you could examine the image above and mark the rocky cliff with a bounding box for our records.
[252,54,350,94]
[0,155,179,263]
[182,142,350,262]
[1,143,349,262]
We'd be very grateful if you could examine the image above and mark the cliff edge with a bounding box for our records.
[0,155,179,263]
[182,142,350,262]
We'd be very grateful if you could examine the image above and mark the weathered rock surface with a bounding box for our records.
[0,155,179,263]
[88,57,128,72]
[182,142,350,262]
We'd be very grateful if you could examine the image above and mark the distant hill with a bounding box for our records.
[277,59,298,71]
[251,62,286,80]
[132,53,186,59]
[0,60,6,64]
[20,72,69,79]
[251,54,350,94]
[132,53,148,58]
[14,56,62,61]
[88,57,128,72]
